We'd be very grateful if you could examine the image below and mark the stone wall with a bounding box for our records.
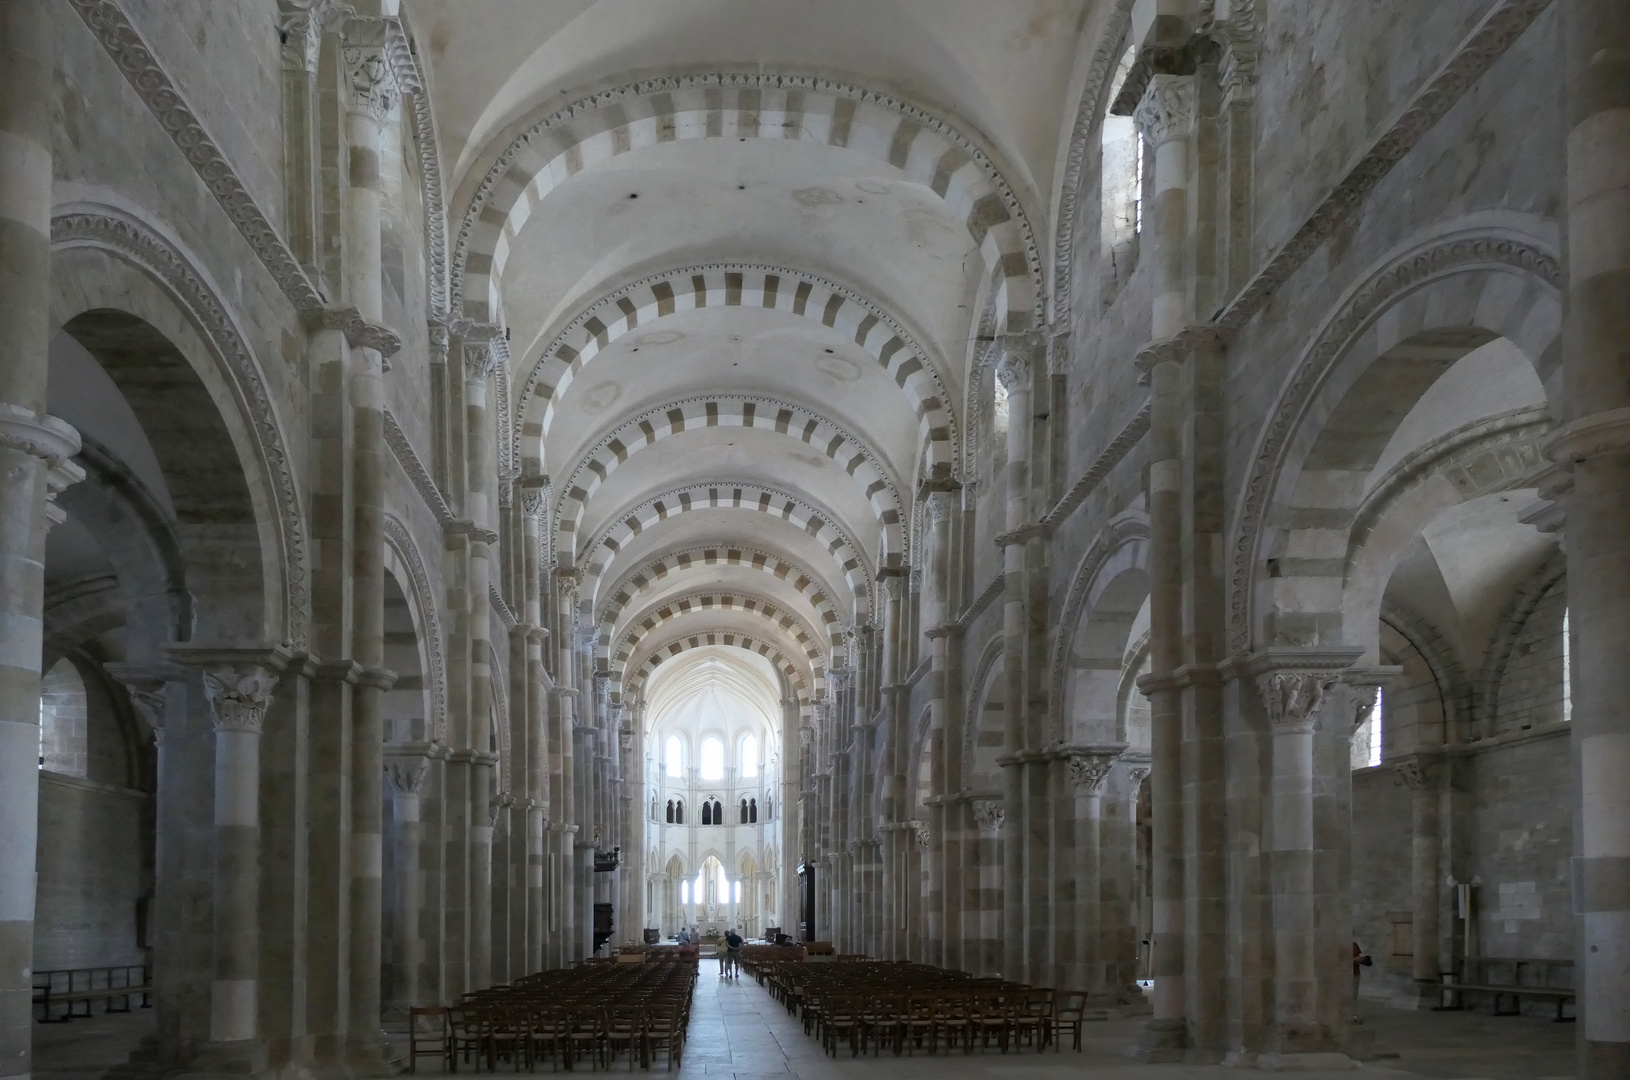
[1350,767,1415,1001]
[33,774,150,973]
[1469,730,1572,963]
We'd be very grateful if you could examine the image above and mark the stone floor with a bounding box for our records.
[30,964,1577,1078]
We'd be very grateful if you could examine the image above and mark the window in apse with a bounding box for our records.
[1351,689,1384,770]
[701,736,724,780]
[665,735,682,777]
[741,733,758,777]
[733,880,741,904]
[681,880,689,905]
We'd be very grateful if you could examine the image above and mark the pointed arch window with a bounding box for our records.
[740,734,758,777]
[702,800,713,826]
[700,736,724,780]
[750,797,758,823]
[673,798,684,825]
[665,735,683,777]
[739,797,749,824]
[665,799,675,824]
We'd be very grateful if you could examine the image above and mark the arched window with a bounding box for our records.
[1351,690,1385,770]
[38,658,87,778]
[700,736,724,780]
[733,880,742,904]
[665,735,683,777]
[766,796,772,820]
[674,798,684,825]
[740,734,758,777]
[739,797,749,824]
[651,796,658,820]
[749,797,758,823]
[665,799,675,824]
[681,880,690,905]
[702,800,713,826]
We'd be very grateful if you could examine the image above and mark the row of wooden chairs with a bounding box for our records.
[748,959,1096,1056]
[408,961,695,1073]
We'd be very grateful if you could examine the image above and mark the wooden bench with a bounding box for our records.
[1444,957,1574,1021]
[33,965,152,1022]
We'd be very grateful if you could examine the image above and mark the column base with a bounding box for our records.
[1126,1016,1187,1062]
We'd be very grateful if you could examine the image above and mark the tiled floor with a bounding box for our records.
[30,964,1578,1079]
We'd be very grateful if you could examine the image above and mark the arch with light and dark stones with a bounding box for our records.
[595,545,844,663]
[454,73,1042,335]
[519,265,956,474]
[610,590,828,687]
[619,629,814,707]
[1230,230,1562,654]
[578,482,875,618]
[554,395,905,562]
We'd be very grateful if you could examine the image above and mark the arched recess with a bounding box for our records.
[51,206,308,649]
[595,546,844,660]
[962,635,1009,795]
[610,591,827,688]
[554,395,905,561]
[519,264,956,472]
[453,74,1042,334]
[1230,227,1561,655]
[622,630,811,707]
[579,482,875,617]
[1049,510,1149,743]
[383,515,449,742]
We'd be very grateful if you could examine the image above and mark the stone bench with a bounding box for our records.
[1445,958,1574,1021]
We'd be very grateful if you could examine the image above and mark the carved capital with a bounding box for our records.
[462,339,503,383]
[924,489,956,524]
[1394,756,1445,792]
[521,488,546,519]
[1344,684,1381,734]
[202,666,280,734]
[1257,670,1337,733]
[0,404,83,467]
[995,352,1031,394]
[385,757,429,796]
[1133,74,1194,146]
[971,799,1005,834]
[913,821,931,850]
[341,26,398,122]
[1125,765,1150,791]
[105,663,183,745]
[277,0,327,72]
[1067,752,1119,793]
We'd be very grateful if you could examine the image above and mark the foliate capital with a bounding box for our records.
[924,489,956,525]
[1133,74,1194,147]
[462,339,503,383]
[277,0,326,72]
[1257,670,1337,733]
[203,666,280,734]
[384,757,430,796]
[995,352,1031,394]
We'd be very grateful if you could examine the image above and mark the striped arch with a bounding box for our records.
[619,629,814,707]
[610,591,828,685]
[579,482,874,618]
[555,395,904,559]
[519,265,955,473]
[454,73,1041,333]
[594,545,844,661]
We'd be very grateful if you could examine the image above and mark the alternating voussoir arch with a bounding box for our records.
[519,263,957,471]
[610,590,827,683]
[594,545,844,659]
[51,205,310,649]
[619,628,813,707]
[1227,228,1561,655]
[554,394,905,558]
[453,72,1042,332]
[1046,510,1149,741]
[579,482,875,618]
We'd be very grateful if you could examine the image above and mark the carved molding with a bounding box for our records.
[66,1,326,315]
[1212,0,1556,338]
[1001,403,1150,548]
[452,72,1042,322]
[1227,232,1559,654]
[382,409,455,526]
[0,404,83,465]
[382,514,449,742]
[1051,0,1136,324]
[53,209,311,649]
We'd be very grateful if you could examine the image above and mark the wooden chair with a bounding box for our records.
[565,1005,607,1071]
[605,1004,646,1069]
[1052,991,1088,1052]
[408,1007,452,1074]
[1010,988,1053,1051]
[901,993,937,1055]
[448,1005,482,1070]
[822,993,864,1057]
[646,1005,685,1071]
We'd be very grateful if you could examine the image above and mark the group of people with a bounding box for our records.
[671,925,749,977]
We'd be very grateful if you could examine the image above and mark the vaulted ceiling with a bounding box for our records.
[405,0,1097,704]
